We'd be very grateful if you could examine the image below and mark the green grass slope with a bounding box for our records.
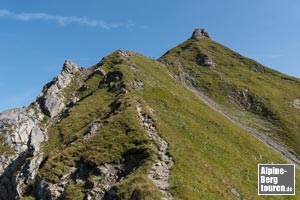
[26,52,164,199]
[130,53,300,199]
[159,37,300,156]
[24,47,300,199]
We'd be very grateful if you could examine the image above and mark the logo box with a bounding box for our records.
[258,164,295,195]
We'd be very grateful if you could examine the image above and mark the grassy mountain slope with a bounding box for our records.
[35,52,163,200]
[21,48,300,199]
[130,53,300,199]
[159,37,300,157]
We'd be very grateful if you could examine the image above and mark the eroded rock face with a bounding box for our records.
[0,60,82,199]
[0,106,47,199]
[37,60,79,118]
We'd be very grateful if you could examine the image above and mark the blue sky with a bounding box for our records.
[1,0,300,112]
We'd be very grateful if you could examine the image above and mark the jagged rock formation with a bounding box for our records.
[0,60,86,200]
[191,28,210,39]
[1,29,300,200]
[0,105,47,199]
[37,60,79,118]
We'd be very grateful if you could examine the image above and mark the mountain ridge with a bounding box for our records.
[0,29,299,199]
[158,34,300,168]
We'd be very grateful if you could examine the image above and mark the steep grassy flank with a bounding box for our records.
[36,52,164,199]
[160,38,300,155]
[24,47,300,199]
[130,53,300,199]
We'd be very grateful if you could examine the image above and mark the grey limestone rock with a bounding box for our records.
[0,105,47,199]
[191,28,211,39]
[37,60,80,118]
[63,60,79,75]
[0,60,81,199]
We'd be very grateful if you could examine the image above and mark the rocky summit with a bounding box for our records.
[0,29,300,200]
[191,28,210,39]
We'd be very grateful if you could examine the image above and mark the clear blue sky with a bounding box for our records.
[1,0,300,112]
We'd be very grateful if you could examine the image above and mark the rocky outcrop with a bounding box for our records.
[34,162,123,200]
[251,64,265,73]
[101,71,125,92]
[137,106,174,198]
[85,163,121,199]
[34,150,148,200]
[191,28,210,39]
[37,60,79,118]
[197,53,215,67]
[292,99,300,109]
[228,87,276,119]
[83,122,102,139]
[0,60,84,199]
[0,106,47,199]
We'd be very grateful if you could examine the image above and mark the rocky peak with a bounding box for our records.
[191,28,211,39]
[37,60,80,118]
[63,60,79,74]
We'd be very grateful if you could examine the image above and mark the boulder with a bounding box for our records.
[197,53,215,67]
